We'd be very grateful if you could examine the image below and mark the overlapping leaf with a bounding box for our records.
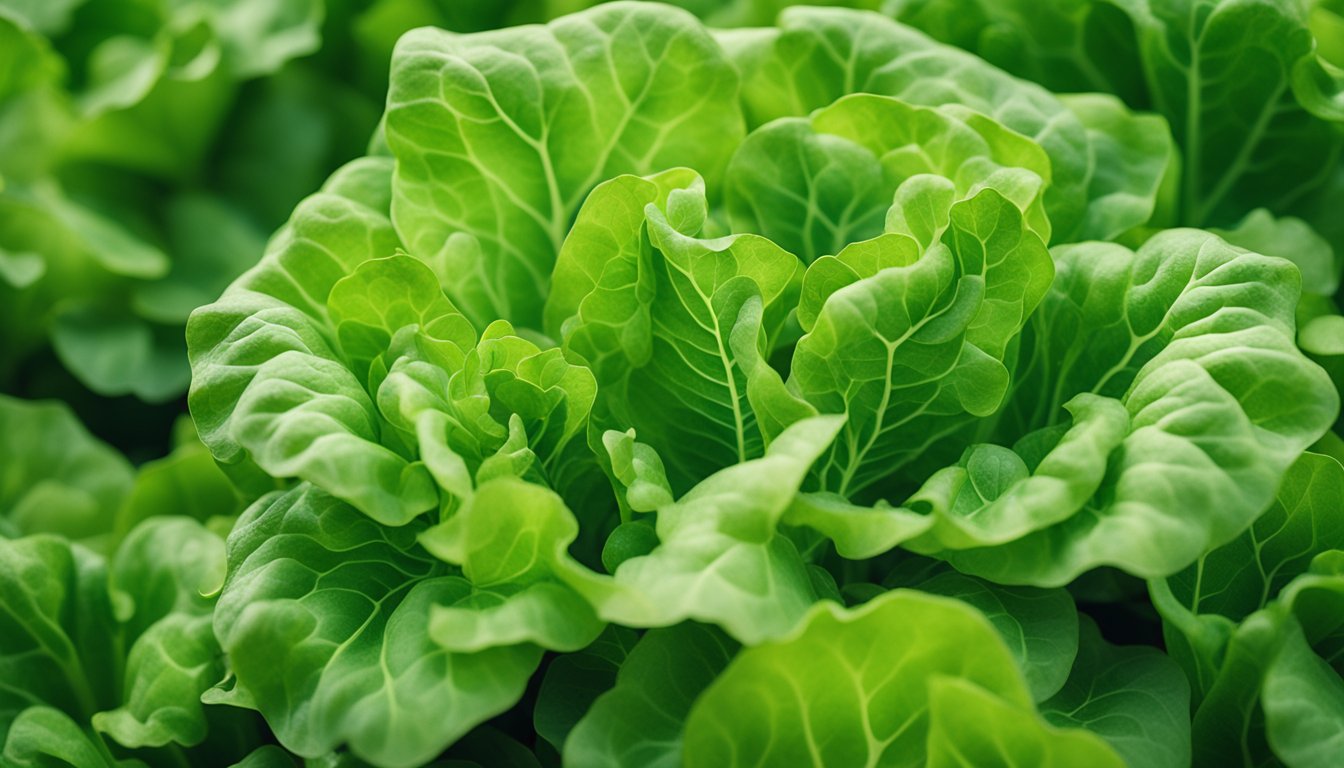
[720,6,1173,242]
[1153,452,1344,767]
[904,230,1338,584]
[548,169,803,491]
[385,2,745,327]
[210,485,548,768]
[889,0,1344,227]
[681,590,1124,767]
[724,92,1052,262]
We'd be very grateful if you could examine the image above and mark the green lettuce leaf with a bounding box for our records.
[564,623,737,768]
[888,0,1344,228]
[0,0,359,404]
[548,169,803,491]
[558,416,845,644]
[385,2,745,327]
[2,707,131,768]
[188,158,440,525]
[92,517,227,749]
[909,230,1337,584]
[681,590,1124,766]
[416,477,605,653]
[0,394,133,545]
[0,536,120,739]
[885,0,1148,102]
[190,155,601,527]
[210,485,543,768]
[1040,616,1191,768]
[532,625,638,752]
[721,6,1172,242]
[792,185,1051,497]
[112,424,246,541]
[1153,451,1344,767]
[724,92,1052,262]
[911,569,1079,701]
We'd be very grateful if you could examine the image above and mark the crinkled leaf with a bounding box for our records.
[562,416,844,643]
[723,6,1171,242]
[92,613,222,749]
[0,536,120,731]
[550,170,803,491]
[923,230,1337,585]
[793,186,1051,497]
[213,485,541,768]
[724,93,1051,262]
[386,2,744,327]
[187,158,439,525]
[419,478,604,653]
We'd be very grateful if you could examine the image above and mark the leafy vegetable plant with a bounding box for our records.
[2,1,1344,767]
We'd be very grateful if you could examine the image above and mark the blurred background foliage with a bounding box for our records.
[0,0,875,461]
